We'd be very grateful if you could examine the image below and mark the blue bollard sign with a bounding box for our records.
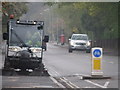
[93,49,101,57]
[92,47,103,76]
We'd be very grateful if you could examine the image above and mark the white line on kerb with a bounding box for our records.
[85,80,107,88]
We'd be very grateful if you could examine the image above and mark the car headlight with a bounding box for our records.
[70,41,75,46]
[87,41,91,46]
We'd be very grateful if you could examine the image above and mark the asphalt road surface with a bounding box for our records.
[43,42,118,88]
[1,2,119,89]
[1,42,119,89]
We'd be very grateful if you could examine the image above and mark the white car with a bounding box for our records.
[68,34,91,53]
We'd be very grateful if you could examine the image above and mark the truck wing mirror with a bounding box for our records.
[3,33,8,40]
[43,35,49,43]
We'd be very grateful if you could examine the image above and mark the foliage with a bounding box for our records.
[52,2,118,40]
[2,2,28,25]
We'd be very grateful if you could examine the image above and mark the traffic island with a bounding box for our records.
[82,75,111,80]
[81,47,111,80]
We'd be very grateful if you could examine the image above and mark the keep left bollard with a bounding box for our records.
[91,47,103,77]
[82,47,111,79]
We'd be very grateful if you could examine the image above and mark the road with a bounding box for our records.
[43,42,118,88]
[1,2,119,89]
[1,42,119,89]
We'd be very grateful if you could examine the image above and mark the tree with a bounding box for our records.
[54,2,118,39]
[2,2,28,25]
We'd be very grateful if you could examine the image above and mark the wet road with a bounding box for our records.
[1,42,119,89]
[43,42,118,88]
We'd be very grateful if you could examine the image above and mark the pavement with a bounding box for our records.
[2,76,60,88]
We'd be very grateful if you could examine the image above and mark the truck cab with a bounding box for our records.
[3,19,49,75]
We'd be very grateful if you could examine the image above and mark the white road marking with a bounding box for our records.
[50,77,65,88]
[85,80,107,88]
[7,87,31,88]
[75,73,90,77]
[84,87,96,88]
[7,77,20,79]
[32,86,53,88]
[10,79,18,82]
[77,75,110,88]
[104,81,110,87]
[76,74,89,80]
[47,66,60,76]
[48,67,73,88]
[62,77,80,88]
[48,66,80,88]
[109,62,114,64]
[68,81,80,88]
[62,77,67,81]
[8,86,53,88]
[60,78,74,88]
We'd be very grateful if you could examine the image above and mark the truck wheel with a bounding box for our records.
[4,59,10,69]
[29,63,43,76]
[40,63,49,76]
[44,47,47,51]
[2,68,17,76]
[69,48,73,53]
[41,68,50,76]
[30,63,49,76]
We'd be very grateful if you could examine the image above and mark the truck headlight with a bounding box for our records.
[9,47,21,52]
[30,48,42,53]
[87,41,91,46]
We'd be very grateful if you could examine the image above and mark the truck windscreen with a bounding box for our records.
[10,23,43,47]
